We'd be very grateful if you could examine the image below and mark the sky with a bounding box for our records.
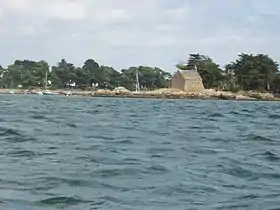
[0,0,279,72]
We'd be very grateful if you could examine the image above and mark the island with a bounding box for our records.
[0,53,279,101]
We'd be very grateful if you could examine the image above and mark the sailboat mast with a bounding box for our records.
[194,64,198,72]
[135,69,140,92]
[45,70,48,89]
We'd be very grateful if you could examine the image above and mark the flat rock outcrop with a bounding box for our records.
[0,88,279,101]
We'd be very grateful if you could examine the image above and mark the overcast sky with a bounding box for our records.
[0,0,279,72]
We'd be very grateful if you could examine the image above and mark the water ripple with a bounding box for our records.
[0,96,279,209]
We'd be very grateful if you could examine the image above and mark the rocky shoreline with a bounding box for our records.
[0,88,279,101]
[92,88,279,101]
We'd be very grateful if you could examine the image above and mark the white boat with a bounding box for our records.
[42,90,58,95]
[64,91,72,96]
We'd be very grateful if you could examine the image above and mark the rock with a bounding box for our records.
[95,89,114,95]
[235,94,253,100]
[78,87,280,101]
[245,91,277,101]
[113,87,131,94]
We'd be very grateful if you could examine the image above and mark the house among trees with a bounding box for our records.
[170,69,205,92]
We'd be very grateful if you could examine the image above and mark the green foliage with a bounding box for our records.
[226,53,279,92]
[1,53,279,93]
[120,66,171,90]
[177,53,224,89]
[0,59,171,91]
[0,60,49,88]
[176,53,280,93]
[271,73,280,93]
[100,66,121,89]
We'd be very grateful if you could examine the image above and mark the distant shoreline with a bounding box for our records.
[0,88,279,102]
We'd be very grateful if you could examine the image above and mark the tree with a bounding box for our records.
[35,60,50,88]
[99,66,121,89]
[120,66,171,91]
[226,53,279,91]
[176,53,224,89]
[120,67,139,91]
[51,59,76,88]
[223,64,237,91]
[5,62,24,88]
[271,73,280,93]
[82,59,101,88]
[1,53,279,93]
[154,67,171,89]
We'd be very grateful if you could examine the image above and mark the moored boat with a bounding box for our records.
[42,90,58,95]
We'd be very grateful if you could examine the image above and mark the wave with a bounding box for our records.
[263,151,280,162]
[0,127,37,143]
[268,114,280,119]
[218,164,258,180]
[0,96,280,209]
[208,113,225,118]
[36,196,92,206]
[6,150,36,158]
[246,134,275,143]
[92,167,144,178]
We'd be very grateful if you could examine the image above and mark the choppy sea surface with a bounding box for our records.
[0,95,279,210]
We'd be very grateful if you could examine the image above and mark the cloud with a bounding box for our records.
[0,0,279,71]
[0,0,87,20]
[20,25,36,36]
[44,1,86,20]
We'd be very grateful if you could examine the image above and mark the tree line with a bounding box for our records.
[0,59,171,91]
[0,53,279,92]
[177,53,280,93]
